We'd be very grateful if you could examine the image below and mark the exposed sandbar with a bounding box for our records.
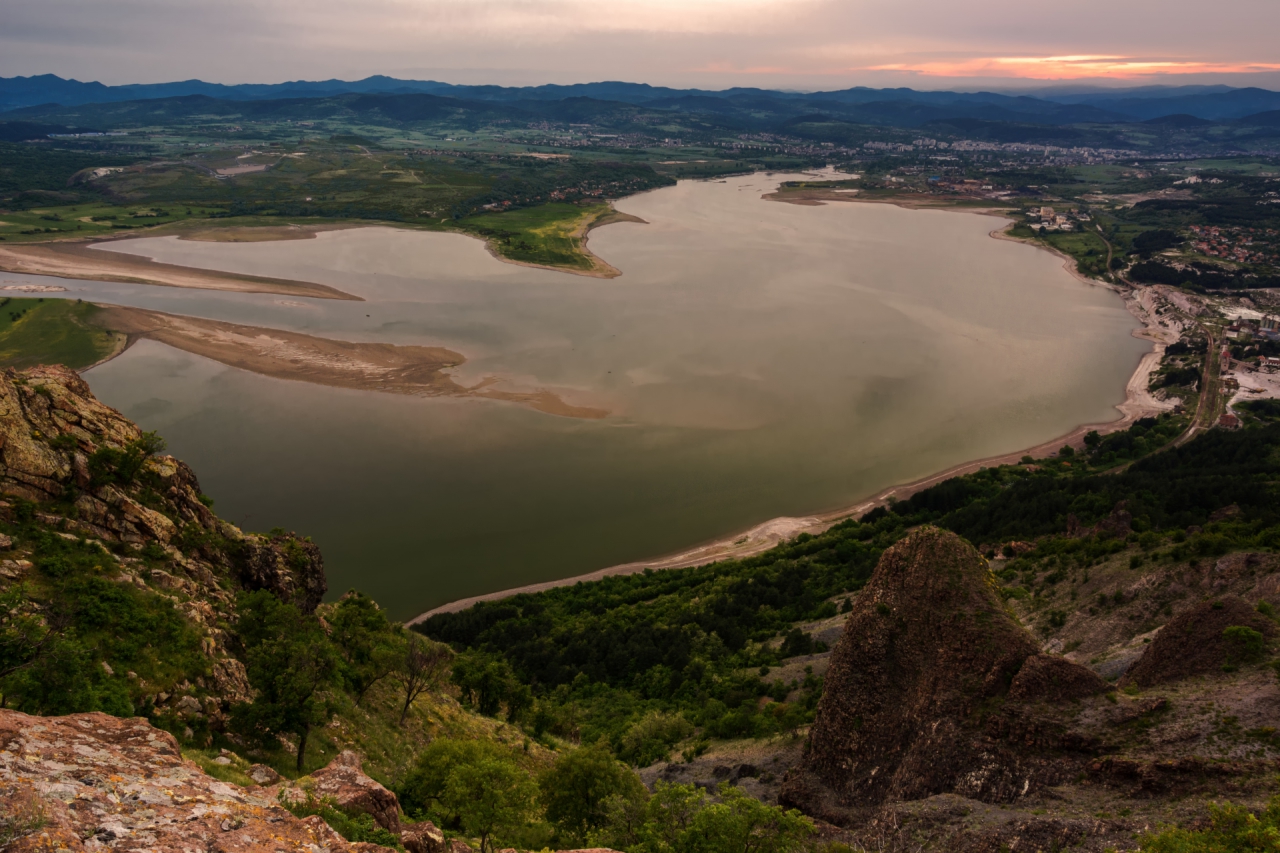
[91,305,609,420]
[0,241,362,301]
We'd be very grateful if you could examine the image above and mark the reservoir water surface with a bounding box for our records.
[26,173,1146,618]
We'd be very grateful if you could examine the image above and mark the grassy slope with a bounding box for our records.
[0,298,123,369]
[459,203,607,271]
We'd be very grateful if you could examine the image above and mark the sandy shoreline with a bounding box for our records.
[91,305,610,419]
[0,240,362,301]
[2,204,644,301]
[406,215,1178,624]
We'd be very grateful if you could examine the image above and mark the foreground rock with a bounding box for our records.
[271,750,403,833]
[0,365,326,717]
[0,708,393,852]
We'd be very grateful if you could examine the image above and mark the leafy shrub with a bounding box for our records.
[1142,796,1280,852]
[539,744,646,843]
[283,796,403,849]
[1223,626,1267,667]
[601,782,812,853]
[779,628,826,658]
[617,710,694,766]
[87,431,166,488]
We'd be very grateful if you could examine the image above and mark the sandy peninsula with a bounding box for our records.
[92,305,609,420]
[0,240,361,301]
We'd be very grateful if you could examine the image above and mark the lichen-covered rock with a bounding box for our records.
[307,750,403,833]
[0,708,393,853]
[1121,595,1277,688]
[401,820,447,853]
[779,528,1063,825]
[250,763,284,785]
[1008,654,1110,703]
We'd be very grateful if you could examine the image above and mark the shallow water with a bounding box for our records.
[18,173,1146,618]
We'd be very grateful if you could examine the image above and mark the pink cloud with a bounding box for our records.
[866,54,1280,79]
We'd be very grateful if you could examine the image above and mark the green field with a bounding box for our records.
[0,298,123,370]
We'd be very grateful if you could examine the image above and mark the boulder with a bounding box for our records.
[1122,595,1277,688]
[401,821,447,853]
[310,750,403,833]
[0,709,393,853]
[249,763,284,785]
[779,527,1061,825]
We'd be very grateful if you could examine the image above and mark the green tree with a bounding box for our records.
[617,710,694,767]
[685,785,813,853]
[1223,625,1267,667]
[603,781,706,853]
[451,650,531,721]
[539,744,646,844]
[442,756,538,853]
[399,738,515,819]
[393,633,452,724]
[329,591,399,705]
[231,591,338,772]
[602,782,811,853]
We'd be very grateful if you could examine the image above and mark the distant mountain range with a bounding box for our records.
[4,74,1280,126]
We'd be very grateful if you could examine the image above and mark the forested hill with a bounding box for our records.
[418,414,1280,759]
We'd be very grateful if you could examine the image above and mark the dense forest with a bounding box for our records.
[419,416,1280,763]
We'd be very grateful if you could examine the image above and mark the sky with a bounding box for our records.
[3,0,1279,91]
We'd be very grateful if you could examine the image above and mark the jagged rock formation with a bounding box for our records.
[0,365,326,716]
[0,708,394,853]
[779,527,1105,826]
[1121,594,1277,688]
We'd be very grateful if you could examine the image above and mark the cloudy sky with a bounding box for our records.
[3,0,1278,91]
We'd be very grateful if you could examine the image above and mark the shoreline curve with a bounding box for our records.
[406,214,1176,625]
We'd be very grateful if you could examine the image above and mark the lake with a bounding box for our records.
[24,172,1146,618]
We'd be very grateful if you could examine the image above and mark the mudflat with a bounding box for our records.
[93,305,608,419]
[0,241,361,301]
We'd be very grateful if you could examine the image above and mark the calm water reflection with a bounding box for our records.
[26,173,1149,618]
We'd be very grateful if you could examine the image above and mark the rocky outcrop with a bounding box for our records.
[0,365,325,611]
[237,532,328,614]
[1008,654,1110,703]
[305,750,402,833]
[0,365,330,720]
[1121,595,1277,688]
[779,528,1093,826]
[0,708,393,853]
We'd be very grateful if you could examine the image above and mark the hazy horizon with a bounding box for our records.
[3,0,1277,93]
